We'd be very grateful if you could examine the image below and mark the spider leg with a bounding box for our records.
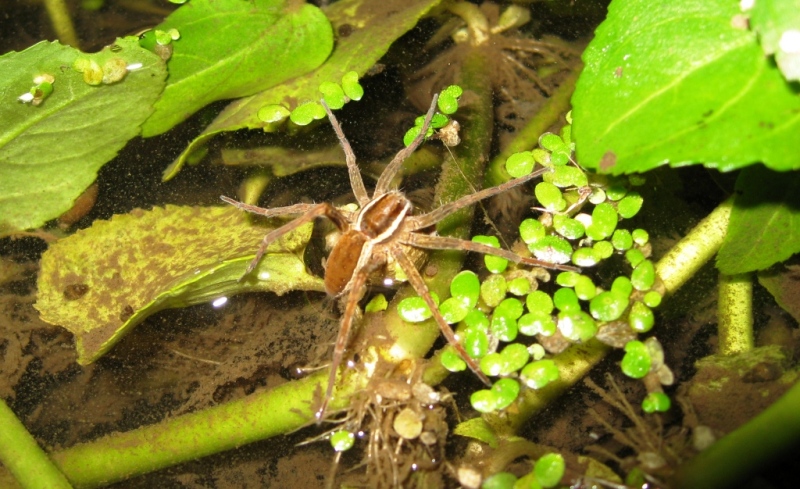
[223,201,348,278]
[220,196,321,218]
[407,167,549,230]
[390,243,492,387]
[321,101,370,207]
[316,266,369,422]
[402,233,581,272]
[373,94,440,197]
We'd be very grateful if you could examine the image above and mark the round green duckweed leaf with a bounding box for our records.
[480,352,505,376]
[470,389,498,413]
[428,113,450,129]
[611,229,633,251]
[642,392,671,413]
[526,290,554,314]
[480,352,504,376]
[625,248,646,268]
[403,125,423,147]
[534,453,566,488]
[482,472,518,489]
[506,151,535,178]
[529,235,573,264]
[440,297,472,324]
[553,287,580,312]
[481,274,507,308]
[519,312,557,337]
[593,240,615,259]
[629,301,655,333]
[464,327,490,359]
[605,183,628,201]
[553,214,585,240]
[535,182,567,212]
[556,271,580,287]
[574,275,597,300]
[617,191,643,218]
[398,296,432,322]
[572,247,600,267]
[632,228,649,246]
[590,290,630,322]
[621,341,651,379]
[507,277,531,296]
[520,218,546,244]
[341,71,363,101]
[441,347,467,372]
[557,310,597,342]
[520,359,559,389]
[612,276,633,297]
[464,309,489,330]
[438,93,459,115]
[589,187,606,204]
[492,378,520,410]
[257,104,290,123]
[450,270,480,307]
[290,101,326,125]
[319,81,345,109]
[595,296,632,328]
[529,343,546,360]
[441,84,463,99]
[473,235,509,273]
[631,259,655,291]
[330,430,355,452]
[500,343,530,374]
[643,290,662,308]
[539,132,565,152]
[586,202,619,240]
[545,165,588,187]
[491,298,523,342]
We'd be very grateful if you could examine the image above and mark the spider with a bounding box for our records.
[222,93,572,421]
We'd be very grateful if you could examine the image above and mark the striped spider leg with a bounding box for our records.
[222,93,575,422]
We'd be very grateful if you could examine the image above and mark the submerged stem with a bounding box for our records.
[717,272,754,355]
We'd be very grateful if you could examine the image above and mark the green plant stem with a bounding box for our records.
[0,370,359,489]
[717,272,754,355]
[669,377,800,489]
[655,196,733,295]
[0,397,73,489]
[44,0,80,48]
[484,68,581,188]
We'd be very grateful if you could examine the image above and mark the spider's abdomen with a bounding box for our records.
[325,230,367,296]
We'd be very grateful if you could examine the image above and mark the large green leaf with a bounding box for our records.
[140,0,333,137]
[35,205,324,364]
[717,165,800,274]
[163,0,443,180]
[0,38,166,235]
[572,0,800,174]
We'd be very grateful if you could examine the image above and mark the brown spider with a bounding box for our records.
[222,93,571,421]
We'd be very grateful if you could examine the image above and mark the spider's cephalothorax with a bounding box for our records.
[222,93,573,421]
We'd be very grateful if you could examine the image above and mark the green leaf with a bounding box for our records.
[750,0,800,81]
[166,0,444,179]
[34,205,323,364]
[717,165,800,274]
[141,0,333,136]
[453,417,499,448]
[573,0,800,174]
[0,39,165,235]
